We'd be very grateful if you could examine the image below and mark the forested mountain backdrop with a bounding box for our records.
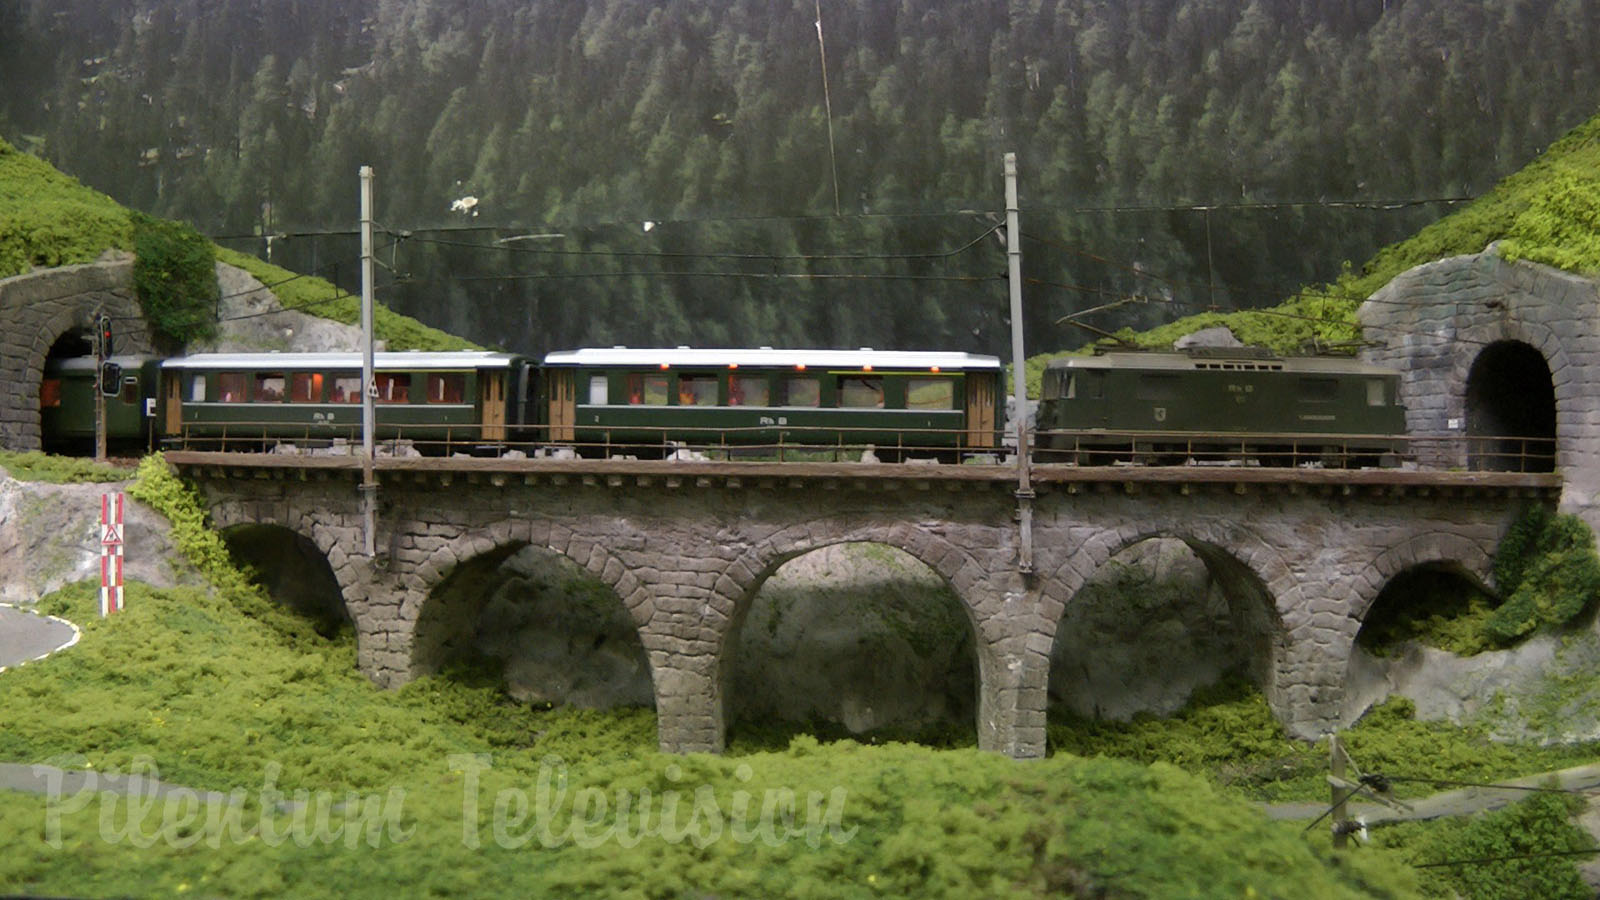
[3,0,1599,357]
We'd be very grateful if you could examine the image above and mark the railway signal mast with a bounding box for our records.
[93,312,113,461]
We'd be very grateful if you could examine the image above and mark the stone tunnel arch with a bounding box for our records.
[1047,532,1282,727]
[0,262,155,451]
[220,523,350,635]
[714,522,995,749]
[1465,340,1557,472]
[409,540,654,710]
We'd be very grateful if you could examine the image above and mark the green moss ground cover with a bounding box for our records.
[0,583,1420,898]
[0,449,134,483]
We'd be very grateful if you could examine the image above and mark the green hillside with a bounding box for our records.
[1024,110,1600,394]
[0,136,472,351]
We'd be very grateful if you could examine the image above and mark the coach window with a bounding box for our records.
[255,373,285,402]
[427,373,466,403]
[1366,379,1386,407]
[678,374,718,406]
[40,379,61,408]
[589,375,609,405]
[331,376,361,403]
[839,376,884,408]
[779,376,820,407]
[374,373,410,403]
[290,373,323,403]
[626,373,668,406]
[218,372,249,403]
[729,375,769,406]
[906,377,954,410]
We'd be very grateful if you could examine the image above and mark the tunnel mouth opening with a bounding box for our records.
[1355,562,1499,658]
[1046,537,1281,751]
[414,544,653,711]
[725,542,979,752]
[1465,340,1556,472]
[222,524,351,638]
[39,330,101,456]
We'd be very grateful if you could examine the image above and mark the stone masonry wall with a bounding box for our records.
[193,472,1512,758]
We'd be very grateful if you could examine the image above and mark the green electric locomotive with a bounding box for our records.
[1036,347,1407,466]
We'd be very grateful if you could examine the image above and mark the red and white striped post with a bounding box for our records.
[100,492,125,616]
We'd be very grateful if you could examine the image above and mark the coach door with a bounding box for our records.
[547,369,575,442]
[964,372,998,448]
[162,371,184,439]
[479,371,507,441]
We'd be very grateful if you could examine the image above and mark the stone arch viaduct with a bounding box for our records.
[2,248,1590,758]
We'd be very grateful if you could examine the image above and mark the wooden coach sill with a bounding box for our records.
[161,451,1566,497]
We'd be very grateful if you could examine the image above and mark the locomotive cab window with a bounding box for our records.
[374,373,409,403]
[254,373,285,402]
[677,374,718,406]
[1298,377,1338,403]
[119,377,139,405]
[729,375,769,406]
[290,373,323,403]
[906,377,954,410]
[40,378,61,409]
[427,373,466,403]
[1366,379,1386,406]
[838,376,884,408]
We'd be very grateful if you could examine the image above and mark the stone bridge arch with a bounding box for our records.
[1041,520,1305,733]
[398,520,652,680]
[0,260,155,451]
[1349,530,1497,627]
[706,517,1025,754]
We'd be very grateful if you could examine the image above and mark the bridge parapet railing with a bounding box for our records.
[160,421,1558,473]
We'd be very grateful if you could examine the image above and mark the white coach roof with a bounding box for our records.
[159,351,524,371]
[544,347,1002,370]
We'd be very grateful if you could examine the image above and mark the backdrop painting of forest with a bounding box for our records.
[3,0,1599,357]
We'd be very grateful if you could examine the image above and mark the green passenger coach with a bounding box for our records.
[541,347,1003,460]
[159,351,534,451]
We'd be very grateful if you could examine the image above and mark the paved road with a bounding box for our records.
[0,604,78,670]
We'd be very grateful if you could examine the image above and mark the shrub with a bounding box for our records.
[131,214,220,349]
[1487,508,1600,642]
